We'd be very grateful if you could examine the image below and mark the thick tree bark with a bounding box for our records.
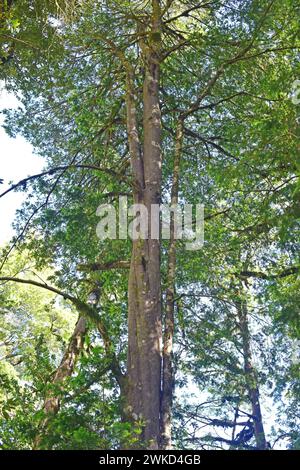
[236,298,268,450]
[126,1,163,449]
[160,119,184,449]
[33,316,87,449]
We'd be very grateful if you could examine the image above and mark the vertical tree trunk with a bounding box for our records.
[33,316,87,449]
[236,298,267,450]
[126,0,163,449]
[160,119,184,449]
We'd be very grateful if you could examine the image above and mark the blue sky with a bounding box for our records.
[0,86,43,244]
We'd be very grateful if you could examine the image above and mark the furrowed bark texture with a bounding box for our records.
[160,120,184,449]
[126,0,163,449]
[236,299,267,450]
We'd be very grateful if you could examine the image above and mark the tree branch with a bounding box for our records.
[163,2,213,24]
[180,0,276,119]
[0,164,130,199]
[238,266,299,280]
[0,276,125,387]
[77,260,130,272]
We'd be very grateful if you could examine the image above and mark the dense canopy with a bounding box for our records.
[0,0,299,450]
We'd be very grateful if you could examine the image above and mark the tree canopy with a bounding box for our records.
[0,0,299,450]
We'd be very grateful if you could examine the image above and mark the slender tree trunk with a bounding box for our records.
[160,119,184,449]
[33,316,87,449]
[126,0,163,449]
[236,298,267,450]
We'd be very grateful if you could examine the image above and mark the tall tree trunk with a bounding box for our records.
[160,119,184,449]
[236,298,267,450]
[126,0,163,449]
[33,316,87,449]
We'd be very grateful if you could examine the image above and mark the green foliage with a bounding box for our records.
[0,0,299,449]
